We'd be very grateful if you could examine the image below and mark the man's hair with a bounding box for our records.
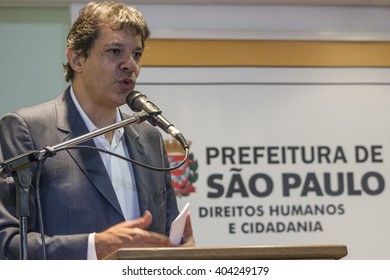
[63,1,150,82]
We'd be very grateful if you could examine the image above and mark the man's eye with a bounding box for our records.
[109,49,120,55]
[133,51,143,59]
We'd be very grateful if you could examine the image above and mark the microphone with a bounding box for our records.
[126,91,189,149]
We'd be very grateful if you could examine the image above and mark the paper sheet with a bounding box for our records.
[169,202,190,245]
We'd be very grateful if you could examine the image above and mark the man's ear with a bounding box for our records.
[66,48,84,73]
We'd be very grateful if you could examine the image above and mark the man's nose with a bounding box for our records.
[121,55,137,72]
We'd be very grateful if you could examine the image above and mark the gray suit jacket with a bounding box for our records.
[0,87,179,259]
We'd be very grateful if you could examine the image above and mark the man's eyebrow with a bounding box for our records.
[103,42,124,48]
[103,42,144,50]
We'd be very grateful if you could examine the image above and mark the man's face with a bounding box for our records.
[74,25,143,110]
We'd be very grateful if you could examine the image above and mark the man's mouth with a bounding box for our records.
[118,78,135,91]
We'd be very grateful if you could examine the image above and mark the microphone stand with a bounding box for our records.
[0,111,149,260]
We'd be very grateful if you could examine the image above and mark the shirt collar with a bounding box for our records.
[69,86,124,142]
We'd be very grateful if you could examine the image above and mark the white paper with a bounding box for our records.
[169,202,190,245]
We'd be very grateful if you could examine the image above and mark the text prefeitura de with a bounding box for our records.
[206,145,383,165]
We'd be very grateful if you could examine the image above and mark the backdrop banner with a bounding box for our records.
[121,67,390,259]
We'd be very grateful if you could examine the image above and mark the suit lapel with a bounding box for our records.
[122,123,151,216]
[54,88,124,218]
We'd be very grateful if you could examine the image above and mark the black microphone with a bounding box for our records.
[126,91,189,149]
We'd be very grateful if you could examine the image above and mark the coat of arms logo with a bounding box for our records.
[164,139,198,196]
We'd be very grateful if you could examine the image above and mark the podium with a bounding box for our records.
[104,244,348,260]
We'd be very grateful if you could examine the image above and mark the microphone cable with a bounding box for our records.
[35,154,49,260]
[59,144,189,171]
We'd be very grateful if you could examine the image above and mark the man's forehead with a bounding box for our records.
[97,26,142,45]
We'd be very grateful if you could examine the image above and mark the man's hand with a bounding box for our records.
[95,211,170,260]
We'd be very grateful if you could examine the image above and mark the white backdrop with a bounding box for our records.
[121,67,390,259]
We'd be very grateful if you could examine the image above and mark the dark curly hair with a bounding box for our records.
[63,1,150,82]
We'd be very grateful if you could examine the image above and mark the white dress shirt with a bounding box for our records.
[70,87,140,259]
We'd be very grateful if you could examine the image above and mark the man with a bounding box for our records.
[0,1,193,260]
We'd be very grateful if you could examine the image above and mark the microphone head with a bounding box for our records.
[126,90,161,114]
[126,90,145,112]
